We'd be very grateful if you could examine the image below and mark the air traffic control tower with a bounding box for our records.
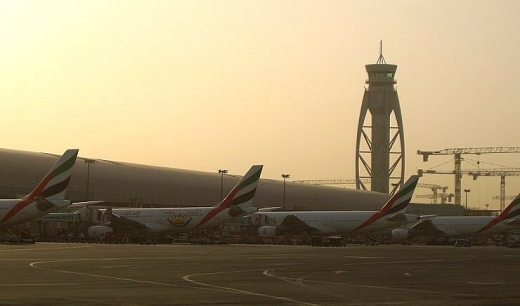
[355,43,405,194]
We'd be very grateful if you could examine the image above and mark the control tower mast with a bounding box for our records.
[355,42,405,194]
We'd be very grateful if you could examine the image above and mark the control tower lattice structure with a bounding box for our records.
[355,43,405,194]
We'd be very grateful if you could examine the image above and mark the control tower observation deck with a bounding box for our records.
[355,43,405,194]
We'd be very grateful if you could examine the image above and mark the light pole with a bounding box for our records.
[84,159,96,201]
[85,158,96,201]
[464,189,471,215]
[282,174,290,211]
[218,169,228,200]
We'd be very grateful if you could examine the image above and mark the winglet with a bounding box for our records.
[217,165,263,209]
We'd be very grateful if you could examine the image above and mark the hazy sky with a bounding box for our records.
[2,1,520,209]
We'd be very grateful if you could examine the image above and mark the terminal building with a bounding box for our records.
[0,148,463,215]
[1,148,391,210]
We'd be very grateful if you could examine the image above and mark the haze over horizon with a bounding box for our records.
[2,1,520,209]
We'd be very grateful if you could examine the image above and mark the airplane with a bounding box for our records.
[255,175,420,237]
[0,149,79,228]
[87,165,263,239]
[392,193,520,241]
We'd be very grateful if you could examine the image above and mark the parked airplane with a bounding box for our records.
[88,165,263,239]
[0,149,79,227]
[255,175,420,237]
[392,193,520,241]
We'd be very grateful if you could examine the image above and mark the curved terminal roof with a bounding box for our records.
[0,148,392,211]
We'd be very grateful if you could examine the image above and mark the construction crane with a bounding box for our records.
[418,168,520,210]
[468,169,520,211]
[293,179,370,186]
[415,193,454,203]
[417,147,520,205]
[417,183,450,204]
[415,194,435,201]
[492,195,516,200]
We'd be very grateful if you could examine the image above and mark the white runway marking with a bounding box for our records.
[30,259,209,291]
[263,264,477,298]
[468,281,503,285]
[264,269,347,299]
[29,257,317,305]
[0,283,77,286]
[404,268,430,277]
[0,245,92,252]
[184,270,319,306]
[100,265,138,269]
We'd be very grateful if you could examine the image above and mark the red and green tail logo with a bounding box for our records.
[196,165,262,228]
[477,194,520,234]
[0,149,78,224]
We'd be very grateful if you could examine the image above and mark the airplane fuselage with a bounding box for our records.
[257,211,417,235]
[418,216,519,237]
[0,199,70,228]
[108,206,254,234]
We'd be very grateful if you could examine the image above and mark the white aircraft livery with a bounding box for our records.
[0,149,79,227]
[392,193,520,240]
[255,175,420,237]
[88,165,263,238]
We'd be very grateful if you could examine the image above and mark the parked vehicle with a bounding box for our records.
[454,238,471,247]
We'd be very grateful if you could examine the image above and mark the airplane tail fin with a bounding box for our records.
[216,165,263,211]
[23,149,79,207]
[477,193,520,233]
[379,175,420,216]
[496,194,520,220]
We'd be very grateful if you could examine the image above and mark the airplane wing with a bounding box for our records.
[257,207,283,212]
[504,219,520,226]
[419,214,438,220]
[278,214,321,234]
[35,197,61,211]
[386,213,408,222]
[105,209,149,230]
[69,201,105,208]
[410,219,438,232]
[410,219,459,237]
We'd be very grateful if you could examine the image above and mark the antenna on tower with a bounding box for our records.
[376,40,387,64]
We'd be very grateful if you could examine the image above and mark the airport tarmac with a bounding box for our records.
[0,243,518,305]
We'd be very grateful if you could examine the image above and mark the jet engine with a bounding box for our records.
[391,228,411,241]
[88,225,113,239]
[257,226,279,237]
